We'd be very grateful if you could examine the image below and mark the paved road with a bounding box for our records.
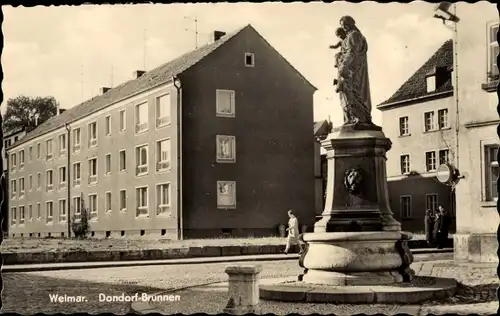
[1,259,497,315]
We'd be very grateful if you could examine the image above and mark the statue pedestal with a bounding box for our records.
[300,123,413,285]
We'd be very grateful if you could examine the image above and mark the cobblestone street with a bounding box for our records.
[2,259,498,314]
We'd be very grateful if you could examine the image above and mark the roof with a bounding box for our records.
[314,120,331,137]
[12,25,248,148]
[3,126,25,138]
[378,40,453,108]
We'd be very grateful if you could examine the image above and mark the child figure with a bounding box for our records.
[330,27,347,93]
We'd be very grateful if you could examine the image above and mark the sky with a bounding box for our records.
[1,2,452,126]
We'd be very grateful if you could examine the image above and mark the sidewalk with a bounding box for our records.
[132,260,498,315]
[1,248,452,273]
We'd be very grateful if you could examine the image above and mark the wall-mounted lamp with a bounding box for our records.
[433,2,460,24]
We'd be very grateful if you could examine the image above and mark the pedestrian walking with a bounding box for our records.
[424,209,435,246]
[284,210,304,254]
[436,206,451,249]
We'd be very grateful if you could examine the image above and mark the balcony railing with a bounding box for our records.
[156,116,170,127]
[157,161,170,172]
[74,178,81,186]
[89,138,97,147]
[136,165,148,176]
[135,122,148,133]
[88,175,97,184]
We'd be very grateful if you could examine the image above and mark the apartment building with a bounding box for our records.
[7,24,317,239]
[439,2,498,262]
[377,39,455,233]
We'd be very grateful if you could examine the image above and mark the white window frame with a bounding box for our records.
[216,89,236,118]
[88,158,98,185]
[135,102,149,134]
[73,196,82,218]
[437,109,449,129]
[46,201,54,224]
[37,202,41,219]
[483,143,499,202]
[155,94,171,128]
[135,144,149,176]
[37,172,42,190]
[29,174,33,191]
[156,139,171,172]
[119,189,127,212]
[88,121,98,148]
[105,153,112,175]
[487,21,499,78]
[217,181,236,209]
[400,195,412,219]
[244,52,255,68]
[19,150,25,169]
[119,149,127,172]
[59,134,67,155]
[46,139,53,160]
[119,109,126,132]
[11,207,16,226]
[156,182,171,216]
[216,135,236,163]
[46,169,54,192]
[19,177,25,198]
[425,150,437,172]
[439,149,450,165]
[28,146,33,161]
[59,166,67,190]
[105,191,112,213]
[59,199,67,222]
[11,179,16,199]
[37,143,41,159]
[28,204,33,220]
[426,75,436,93]
[424,111,436,132]
[11,153,16,170]
[425,194,439,212]
[19,205,25,225]
[399,116,409,136]
[88,193,98,221]
[400,154,411,175]
[73,128,81,152]
[105,115,112,136]
[135,186,149,217]
[73,162,81,187]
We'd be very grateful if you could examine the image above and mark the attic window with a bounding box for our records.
[426,75,436,93]
[245,53,255,67]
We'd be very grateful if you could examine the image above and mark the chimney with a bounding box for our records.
[213,31,226,42]
[133,70,146,79]
[100,87,111,94]
[56,104,60,116]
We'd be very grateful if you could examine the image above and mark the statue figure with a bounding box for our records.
[343,168,364,195]
[333,16,373,125]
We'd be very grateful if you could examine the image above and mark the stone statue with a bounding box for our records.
[343,168,364,195]
[334,16,373,125]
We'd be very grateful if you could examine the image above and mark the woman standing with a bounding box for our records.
[433,209,442,248]
[424,209,435,246]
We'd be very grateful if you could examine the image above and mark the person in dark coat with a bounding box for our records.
[437,206,451,249]
[424,209,435,246]
[433,209,441,247]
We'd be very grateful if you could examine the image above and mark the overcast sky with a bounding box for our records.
[2,2,453,126]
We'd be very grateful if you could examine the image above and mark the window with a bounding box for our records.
[399,116,409,136]
[216,135,236,163]
[29,146,33,161]
[11,207,16,226]
[156,139,171,172]
[19,150,25,168]
[46,201,54,223]
[46,170,54,191]
[439,149,450,165]
[244,53,255,67]
[73,163,81,186]
[426,75,436,93]
[135,145,148,176]
[136,186,149,216]
[59,199,67,222]
[425,151,437,172]
[88,122,97,147]
[437,109,449,129]
[400,196,412,219]
[89,158,97,184]
[105,115,111,136]
[105,192,112,213]
[426,194,438,212]
[29,174,33,191]
[119,110,126,132]
[73,128,81,152]
[119,150,127,172]
[28,205,33,220]
[488,22,499,78]
[156,183,171,216]
[485,145,499,201]
[73,196,82,219]
[19,178,25,198]
[120,190,127,212]
[59,134,67,155]
[89,194,98,220]
[424,111,436,132]
[11,153,16,170]
[37,173,42,190]
[135,102,149,133]
[46,139,53,160]
[19,206,25,225]
[59,166,67,189]
[37,203,41,219]
[217,181,236,209]
[156,94,171,127]
[11,179,16,199]
[37,143,41,159]
[105,154,111,175]
[400,155,410,175]
[216,90,236,117]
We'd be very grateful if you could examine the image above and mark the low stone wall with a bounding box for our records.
[2,238,453,265]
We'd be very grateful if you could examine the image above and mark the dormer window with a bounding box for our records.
[245,53,255,67]
[426,75,436,93]
[426,66,451,93]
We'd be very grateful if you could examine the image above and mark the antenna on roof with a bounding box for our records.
[184,15,199,49]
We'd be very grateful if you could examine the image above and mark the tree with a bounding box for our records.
[3,95,59,133]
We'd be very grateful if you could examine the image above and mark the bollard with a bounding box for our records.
[223,264,263,315]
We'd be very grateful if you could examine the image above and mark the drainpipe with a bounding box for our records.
[173,76,183,240]
[65,123,71,238]
[451,3,460,171]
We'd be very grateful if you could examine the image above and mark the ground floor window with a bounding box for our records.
[400,195,412,219]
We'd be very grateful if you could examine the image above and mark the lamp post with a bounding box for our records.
[173,76,183,240]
